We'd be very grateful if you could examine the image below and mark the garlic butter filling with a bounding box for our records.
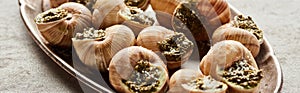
[119,7,154,25]
[158,33,193,61]
[122,60,162,93]
[233,15,263,43]
[35,8,69,23]
[222,59,263,89]
[183,76,224,90]
[74,28,106,41]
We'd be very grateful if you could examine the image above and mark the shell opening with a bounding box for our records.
[35,8,69,23]
[74,28,106,41]
[233,15,264,43]
[158,33,193,61]
[182,76,225,91]
[119,7,154,25]
[122,60,161,92]
[222,59,263,89]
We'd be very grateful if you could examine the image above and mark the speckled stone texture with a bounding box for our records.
[0,0,299,92]
[0,0,83,92]
[229,0,300,92]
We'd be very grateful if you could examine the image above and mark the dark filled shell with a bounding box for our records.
[172,0,231,59]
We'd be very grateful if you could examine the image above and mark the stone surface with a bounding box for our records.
[229,0,300,92]
[0,0,299,92]
[0,0,82,92]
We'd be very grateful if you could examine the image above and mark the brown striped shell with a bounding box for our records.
[92,0,154,35]
[42,0,94,11]
[92,0,127,29]
[196,0,231,29]
[109,46,169,93]
[169,69,228,93]
[213,23,260,57]
[137,26,194,69]
[72,25,135,72]
[42,0,68,11]
[150,0,180,15]
[169,69,202,93]
[137,26,175,51]
[35,2,92,47]
[150,0,186,29]
[124,0,150,10]
[200,40,260,93]
[200,40,258,76]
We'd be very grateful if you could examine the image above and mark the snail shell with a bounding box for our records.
[118,7,155,36]
[150,0,187,15]
[109,46,169,93]
[172,0,231,59]
[42,0,95,11]
[196,0,231,28]
[200,40,260,93]
[200,40,258,76]
[137,26,175,51]
[35,2,92,47]
[72,25,135,72]
[92,0,127,29]
[42,0,68,11]
[169,69,202,93]
[213,23,260,57]
[169,69,228,93]
[124,0,150,10]
[137,26,194,69]
[172,0,231,40]
[93,0,154,35]
[232,15,264,44]
[150,0,183,29]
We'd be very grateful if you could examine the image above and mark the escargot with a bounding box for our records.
[172,0,231,58]
[200,40,263,93]
[137,26,194,70]
[150,0,184,29]
[42,0,95,11]
[109,46,169,93]
[233,15,264,44]
[92,0,154,35]
[72,25,135,72]
[212,15,264,57]
[35,2,92,47]
[169,69,228,93]
[124,0,150,10]
[118,6,155,36]
[150,0,188,15]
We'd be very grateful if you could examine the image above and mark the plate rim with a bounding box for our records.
[18,0,113,92]
[18,0,283,92]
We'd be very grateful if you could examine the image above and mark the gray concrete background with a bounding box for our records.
[0,0,299,92]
